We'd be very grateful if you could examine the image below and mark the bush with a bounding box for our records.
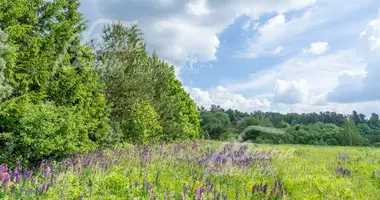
[219,130,236,141]
[0,96,97,164]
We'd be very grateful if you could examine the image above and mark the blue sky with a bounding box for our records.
[79,0,380,115]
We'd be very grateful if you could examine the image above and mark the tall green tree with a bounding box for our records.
[0,29,12,101]
[0,0,110,163]
[98,22,200,143]
[340,118,364,146]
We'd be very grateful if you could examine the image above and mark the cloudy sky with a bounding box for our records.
[80,0,380,115]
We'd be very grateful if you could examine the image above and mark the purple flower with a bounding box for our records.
[2,175,10,193]
[195,187,205,199]
[39,160,46,172]
[44,167,51,179]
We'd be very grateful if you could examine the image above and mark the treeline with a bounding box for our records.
[199,105,380,146]
[0,0,199,165]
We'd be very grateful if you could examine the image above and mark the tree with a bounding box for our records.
[351,111,361,124]
[340,118,364,146]
[236,117,259,133]
[200,112,230,139]
[121,101,163,145]
[277,120,290,129]
[98,22,200,142]
[0,0,110,163]
[161,76,200,140]
[369,113,380,128]
[0,29,12,101]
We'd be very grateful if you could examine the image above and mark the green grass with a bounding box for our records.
[2,141,380,199]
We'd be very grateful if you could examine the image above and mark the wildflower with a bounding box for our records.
[2,175,10,193]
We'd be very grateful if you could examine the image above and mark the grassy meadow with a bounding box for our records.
[1,141,380,200]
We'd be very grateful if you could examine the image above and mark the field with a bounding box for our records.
[1,141,380,200]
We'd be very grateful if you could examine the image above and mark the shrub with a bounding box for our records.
[219,130,236,141]
[0,96,97,164]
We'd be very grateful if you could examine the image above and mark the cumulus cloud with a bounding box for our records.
[188,86,271,112]
[242,0,373,58]
[273,46,283,54]
[242,19,260,32]
[187,0,210,16]
[80,0,317,73]
[226,50,366,95]
[328,18,380,103]
[273,79,310,104]
[303,42,329,55]
[275,101,380,116]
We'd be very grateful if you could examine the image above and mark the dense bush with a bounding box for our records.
[0,96,98,164]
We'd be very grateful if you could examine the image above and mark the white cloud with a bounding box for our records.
[258,14,286,42]
[242,19,252,32]
[242,0,373,58]
[188,86,271,112]
[273,79,310,104]
[242,20,260,32]
[226,50,366,95]
[275,101,380,116]
[328,17,380,102]
[273,46,283,54]
[187,0,210,16]
[80,0,317,74]
[358,19,380,60]
[303,42,329,55]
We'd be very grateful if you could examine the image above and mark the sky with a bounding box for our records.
[79,0,380,116]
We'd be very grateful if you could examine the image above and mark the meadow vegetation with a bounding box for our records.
[1,141,380,199]
[0,0,380,199]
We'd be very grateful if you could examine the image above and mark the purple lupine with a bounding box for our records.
[23,169,32,183]
[2,175,10,193]
[195,187,205,199]
[39,160,46,172]
[44,167,51,180]
[0,170,9,184]
[13,168,21,184]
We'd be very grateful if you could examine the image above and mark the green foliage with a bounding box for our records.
[0,0,110,163]
[218,130,236,141]
[339,118,364,146]
[241,125,290,144]
[200,111,231,139]
[236,117,259,133]
[121,100,163,145]
[200,105,380,146]
[0,29,12,101]
[99,22,200,143]
[277,120,290,129]
[286,122,341,145]
[0,95,97,164]
[159,76,200,140]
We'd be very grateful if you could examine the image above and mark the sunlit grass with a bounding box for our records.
[1,141,380,199]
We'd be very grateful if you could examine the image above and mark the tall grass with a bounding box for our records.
[0,141,379,199]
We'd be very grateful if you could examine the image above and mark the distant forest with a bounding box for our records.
[198,105,380,146]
